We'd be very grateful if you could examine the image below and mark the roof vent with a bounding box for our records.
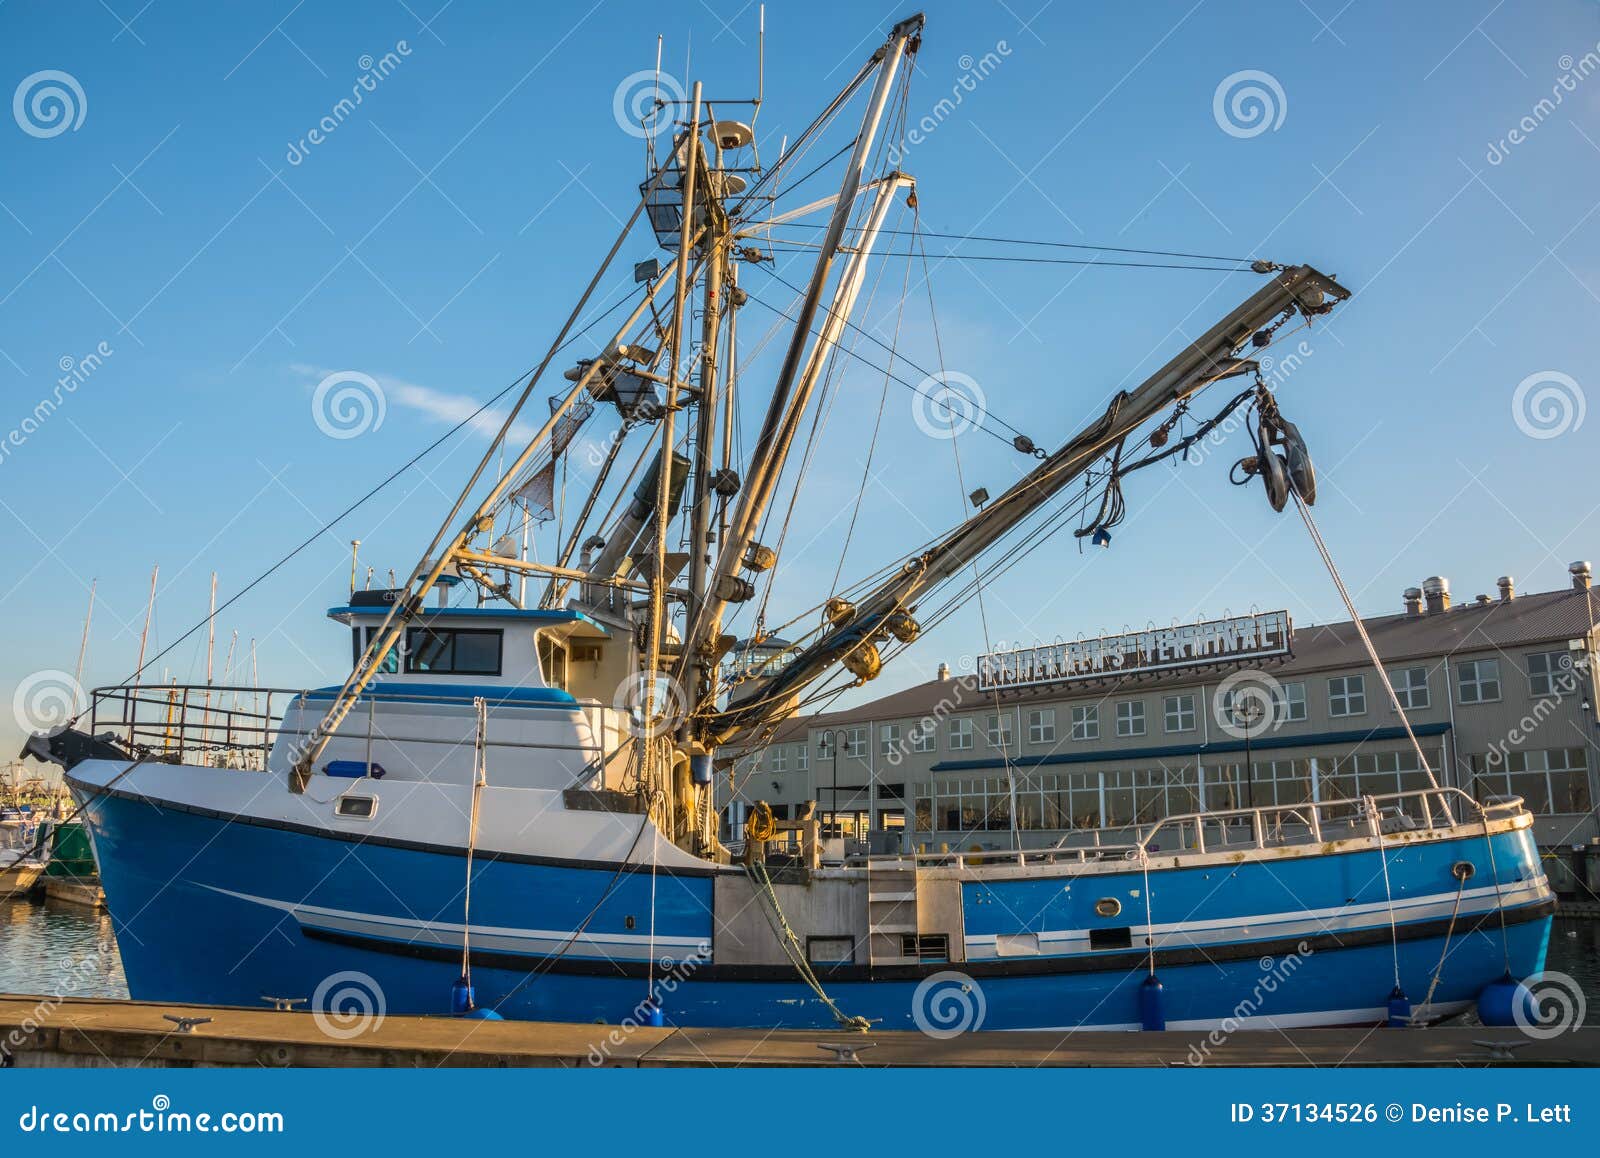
[937,662,951,681]
[1497,575,1515,602]
[1403,587,1423,617]
[1572,560,1593,591]
[1422,576,1451,614]
[1476,594,1492,606]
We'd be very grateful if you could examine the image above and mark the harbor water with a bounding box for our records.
[2,894,1596,1024]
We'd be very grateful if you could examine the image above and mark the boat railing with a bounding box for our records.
[88,685,634,778]
[907,785,1524,870]
[88,684,303,771]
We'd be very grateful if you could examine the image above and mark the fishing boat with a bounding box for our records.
[29,13,1551,1032]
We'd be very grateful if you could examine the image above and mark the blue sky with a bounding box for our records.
[2,0,1598,762]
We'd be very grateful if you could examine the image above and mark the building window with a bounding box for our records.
[1328,675,1366,718]
[948,717,974,751]
[1389,667,1430,711]
[880,723,901,756]
[795,743,808,773]
[911,722,936,753]
[1457,659,1501,705]
[1116,700,1146,737]
[845,727,867,758]
[1527,651,1574,698]
[986,713,1013,750]
[1071,704,1099,741]
[1163,694,1195,733]
[817,734,834,760]
[1472,747,1591,815]
[1279,682,1307,721]
[1027,708,1056,745]
[769,746,787,773]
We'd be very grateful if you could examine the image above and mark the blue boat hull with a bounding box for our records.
[78,785,1552,1032]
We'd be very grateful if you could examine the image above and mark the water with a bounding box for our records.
[0,896,127,999]
[0,897,1596,1021]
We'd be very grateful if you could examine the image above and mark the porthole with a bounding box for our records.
[1095,897,1122,918]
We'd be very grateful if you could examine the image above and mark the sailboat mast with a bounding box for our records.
[74,579,96,686]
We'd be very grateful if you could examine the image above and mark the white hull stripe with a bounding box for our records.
[202,885,709,963]
[964,878,1549,960]
[1015,1001,1472,1033]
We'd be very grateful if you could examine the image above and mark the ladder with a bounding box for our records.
[866,864,921,965]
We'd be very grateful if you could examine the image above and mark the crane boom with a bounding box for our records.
[705,263,1350,743]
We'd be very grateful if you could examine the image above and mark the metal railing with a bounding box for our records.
[87,684,639,781]
[904,786,1525,870]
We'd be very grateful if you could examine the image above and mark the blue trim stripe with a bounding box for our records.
[300,682,580,709]
[930,721,1452,772]
[325,605,609,634]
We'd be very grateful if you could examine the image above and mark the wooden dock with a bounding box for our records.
[3,995,1597,1067]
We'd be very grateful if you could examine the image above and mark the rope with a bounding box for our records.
[1291,494,1445,798]
[460,698,488,983]
[1413,867,1470,1023]
[1368,794,1404,990]
[745,855,871,1031]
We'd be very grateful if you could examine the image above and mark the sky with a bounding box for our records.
[2,0,1599,768]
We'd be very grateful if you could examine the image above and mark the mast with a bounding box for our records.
[685,14,921,690]
[641,81,703,823]
[709,264,1351,740]
[74,579,96,687]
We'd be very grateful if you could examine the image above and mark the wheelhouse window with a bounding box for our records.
[403,627,503,676]
[354,627,401,673]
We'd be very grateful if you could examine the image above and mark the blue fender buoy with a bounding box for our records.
[1477,972,1535,1027]
[450,974,476,1016]
[1386,986,1412,1027]
[643,999,666,1027]
[1139,974,1166,1031]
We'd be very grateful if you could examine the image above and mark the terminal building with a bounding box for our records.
[721,563,1600,879]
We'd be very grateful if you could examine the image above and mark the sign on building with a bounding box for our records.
[977,610,1293,691]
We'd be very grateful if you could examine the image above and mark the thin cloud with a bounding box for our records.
[290,363,538,444]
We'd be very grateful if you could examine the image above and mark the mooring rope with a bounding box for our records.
[745,855,871,1031]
